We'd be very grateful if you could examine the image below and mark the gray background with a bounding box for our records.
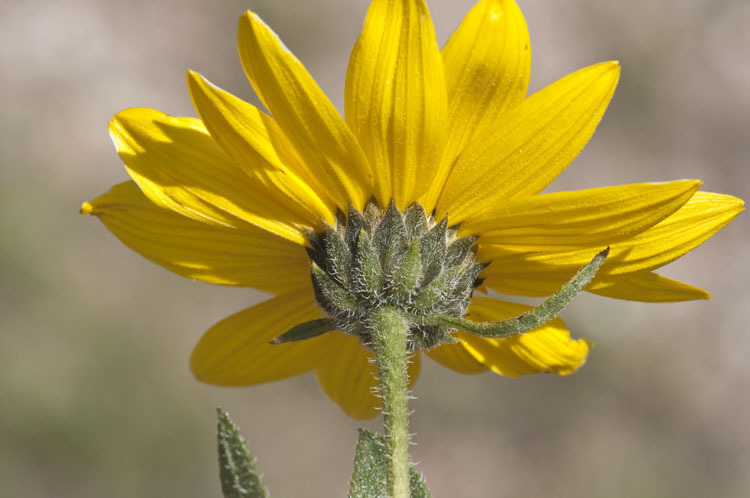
[1,0,748,496]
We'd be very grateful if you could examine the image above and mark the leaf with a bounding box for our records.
[409,468,431,498]
[217,408,270,498]
[270,318,338,344]
[427,247,609,338]
[349,429,430,498]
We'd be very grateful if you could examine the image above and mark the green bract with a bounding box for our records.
[305,201,485,349]
[273,201,611,350]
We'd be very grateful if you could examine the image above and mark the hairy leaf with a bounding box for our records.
[217,409,270,498]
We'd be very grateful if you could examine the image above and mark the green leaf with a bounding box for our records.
[409,468,431,498]
[270,318,337,344]
[216,408,270,498]
[426,248,609,338]
[349,429,430,498]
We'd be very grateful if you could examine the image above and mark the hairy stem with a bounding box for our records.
[369,307,411,498]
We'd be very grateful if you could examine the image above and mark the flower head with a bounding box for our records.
[82,0,743,418]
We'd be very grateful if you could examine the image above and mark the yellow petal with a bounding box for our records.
[461,297,590,377]
[186,70,336,227]
[315,333,421,419]
[437,61,620,224]
[315,333,379,419]
[81,181,311,293]
[465,180,702,248]
[109,107,310,245]
[345,0,447,208]
[426,333,489,374]
[238,12,372,211]
[421,0,530,211]
[588,271,711,302]
[190,289,331,386]
[479,192,744,296]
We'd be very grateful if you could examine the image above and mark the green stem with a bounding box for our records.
[369,307,411,498]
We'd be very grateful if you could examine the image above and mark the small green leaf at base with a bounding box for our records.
[349,429,430,498]
[217,408,270,498]
[270,318,337,344]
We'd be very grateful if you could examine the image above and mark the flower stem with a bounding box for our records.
[369,307,411,498]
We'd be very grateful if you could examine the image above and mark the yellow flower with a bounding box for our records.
[82,0,743,419]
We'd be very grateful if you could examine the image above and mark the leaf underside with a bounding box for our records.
[349,429,430,498]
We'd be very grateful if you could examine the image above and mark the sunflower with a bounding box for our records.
[82,0,743,419]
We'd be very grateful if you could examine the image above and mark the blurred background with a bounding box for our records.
[1,0,748,496]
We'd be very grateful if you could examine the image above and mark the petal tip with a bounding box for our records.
[606,60,621,76]
[239,10,261,28]
[718,194,746,216]
[185,69,208,95]
[107,114,121,132]
[80,201,95,215]
[594,60,621,79]
[677,179,703,195]
[555,337,593,376]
